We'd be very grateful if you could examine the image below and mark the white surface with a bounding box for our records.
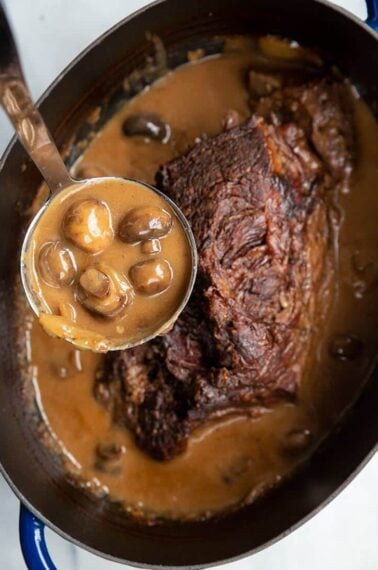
[0,0,376,568]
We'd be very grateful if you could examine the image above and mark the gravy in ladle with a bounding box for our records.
[24,177,194,352]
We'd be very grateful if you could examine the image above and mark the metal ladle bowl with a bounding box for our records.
[0,5,197,352]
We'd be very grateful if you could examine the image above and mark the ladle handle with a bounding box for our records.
[0,4,72,194]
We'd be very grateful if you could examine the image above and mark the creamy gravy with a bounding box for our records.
[26,178,193,352]
[20,47,378,521]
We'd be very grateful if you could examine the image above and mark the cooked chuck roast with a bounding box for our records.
[250,77,354,181]
[95,78,354,460]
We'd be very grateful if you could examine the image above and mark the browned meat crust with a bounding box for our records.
[95,78,353,460]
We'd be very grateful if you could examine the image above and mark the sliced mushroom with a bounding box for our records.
[78,263,131,318]
[79,267,110,298]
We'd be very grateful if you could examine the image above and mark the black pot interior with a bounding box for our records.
[0,0,377,567]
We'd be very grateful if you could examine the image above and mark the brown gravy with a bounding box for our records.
[20,45,378,521]
[26,178,194,352]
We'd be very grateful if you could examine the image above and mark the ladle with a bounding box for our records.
[0,5,197,351]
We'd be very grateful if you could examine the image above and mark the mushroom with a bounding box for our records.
[119,206,172,244]
[329,334,364,361]
[94,442,126,475]
[141,238,161,254]
[63,198,114,254]
[79,267,110,298]
[282,428,313,455]
[129,258,172,296]
[122,112,171,143]
[38,241,76,288]
[78,263,131,317]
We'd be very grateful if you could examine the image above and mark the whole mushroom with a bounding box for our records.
[119,206,172,244]
[129,258,173,296]
[63,198,114,254]
[38,241,76,288]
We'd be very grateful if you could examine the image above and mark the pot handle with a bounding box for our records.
[19,504,57,570]
[366,0,378,30]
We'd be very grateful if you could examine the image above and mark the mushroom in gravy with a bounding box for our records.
[26,178,194,351]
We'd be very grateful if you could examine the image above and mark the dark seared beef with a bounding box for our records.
[250,77,354,182]
[95,79,353,461]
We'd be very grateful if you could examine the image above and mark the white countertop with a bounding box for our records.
[0,1,377,568]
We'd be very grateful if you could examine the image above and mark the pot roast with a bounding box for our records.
[95,77,354,460]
